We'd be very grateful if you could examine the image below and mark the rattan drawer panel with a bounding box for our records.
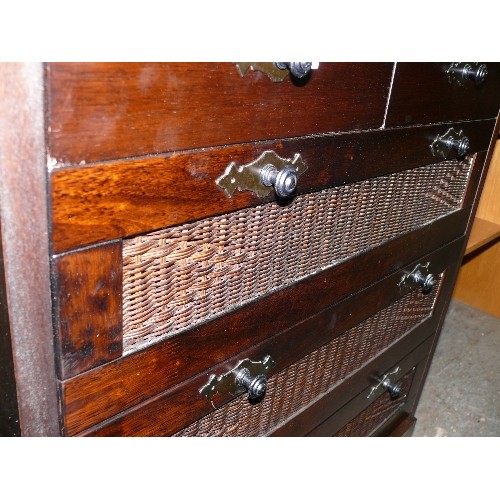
[334,369,415,437]
[173,280,440,437]
[122,158,471,354]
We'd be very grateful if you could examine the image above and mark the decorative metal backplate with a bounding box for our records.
[200,355,276,401]
[430,128,466,159]
[216,150,308,198]
[399,262,433,292]
[367,366,401,400]
[235,62,289,82]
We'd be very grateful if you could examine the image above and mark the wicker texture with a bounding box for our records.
[335,370,415,437]
[173,281,439,436]
[122,159,471,353]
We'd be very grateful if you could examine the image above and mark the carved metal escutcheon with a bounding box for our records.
[367,366,402,400]
[430,128,470,158]
[200,355,276,401]
[235,62,290,82]
[216,150,308,199]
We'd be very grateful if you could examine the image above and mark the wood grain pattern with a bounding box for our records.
[385,63,500,127]
[80,238,462,437]
[60,223,466,435]
[50,119,495,253]
[46,63,394,165]
[54,242,123,379]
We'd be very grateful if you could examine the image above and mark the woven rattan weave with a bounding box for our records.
[335,370,414,436]
[122,158,471,353]
[173,281,439,436]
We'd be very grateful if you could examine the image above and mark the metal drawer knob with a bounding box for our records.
[261,164,298,198]
[412,269,436,293]
[447,62,488,85]
[381,378,402,399]
[275,62,313,79]
[235,368,267,401]
[200,355,276,402]
[216,150,308,199]
[431,128,469,158]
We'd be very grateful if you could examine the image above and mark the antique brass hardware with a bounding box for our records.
[216,150,308,199]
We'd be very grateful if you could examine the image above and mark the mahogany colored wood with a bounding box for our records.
[80,238,461,436]
[50,119,495,253]
[46,63,394,165]
[0,63,60,436]
[299,336,432,437]
[277,241,463,437]
[64,231,464,435]
[0,219,21,436]
[385,63,500,127]
[53,241,123,379]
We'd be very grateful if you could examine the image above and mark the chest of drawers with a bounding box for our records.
[1,62,499,436]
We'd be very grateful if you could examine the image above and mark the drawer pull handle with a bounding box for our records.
[447,62,488,86]
[368,366,402,400]
[275,62,313,79]
[399,262,438,294]
[235,62,314,82]
[431,128,469,158]
[235,369,268,401]
[381,378,402,399]
[200,355,276,402]
[216,150,308,199]
[411,269,436,293]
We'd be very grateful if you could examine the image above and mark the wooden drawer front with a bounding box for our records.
[50,119,494,254]
[46,63,393,165]
[122,157,473,354]
[172,280,441,437]
[334,369,416,436]
[72,236,463,436]
[385,63,500,127]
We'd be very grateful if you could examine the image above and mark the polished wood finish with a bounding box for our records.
[50,119,495,253]
[385,63,500,127]
[0,63,60,436]
[65,234,464,435]
[53,241,123,379]
[46,63,394,165]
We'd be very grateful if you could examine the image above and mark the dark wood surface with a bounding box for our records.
[276,230,464,437]
[80,234,460,436]
[53,242,123,379]
[385,63,500,127]
[0,63,60,436]
[50,119,495,253]
[65,231,464,435]
[46,63,394,165]
[0,219,21,436]
[306,340,431,437]
[377,412,417,437]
